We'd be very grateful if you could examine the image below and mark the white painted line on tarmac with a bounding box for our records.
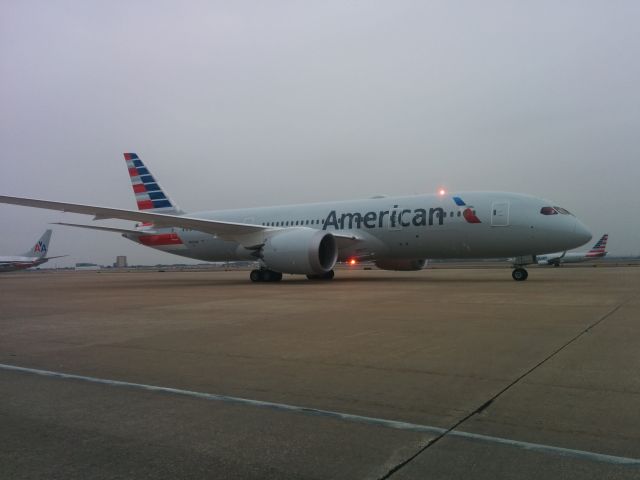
[1,363,638,467]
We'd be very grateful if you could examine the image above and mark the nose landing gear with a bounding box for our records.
[512,268,528,281]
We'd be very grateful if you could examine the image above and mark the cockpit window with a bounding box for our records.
[554,206,572,215]
[540,206,558,215]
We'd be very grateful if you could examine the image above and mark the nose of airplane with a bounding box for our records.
[573,219,592,246]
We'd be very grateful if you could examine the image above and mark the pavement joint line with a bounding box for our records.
[379,301,631,479]
[1,362,639,468]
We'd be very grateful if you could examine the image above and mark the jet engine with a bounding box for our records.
[375,258,427,271]
[261,228,338,275]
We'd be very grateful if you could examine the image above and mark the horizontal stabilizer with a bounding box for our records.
[52,222,157,235]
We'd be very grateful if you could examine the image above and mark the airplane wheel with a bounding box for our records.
[250,270,262,282]
[251,269,282,282]
[307,270,335,281]
[264,270,282,282]
[512,268,528,281]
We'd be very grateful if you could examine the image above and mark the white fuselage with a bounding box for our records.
[124,192,592,264]
[0,255,48,272]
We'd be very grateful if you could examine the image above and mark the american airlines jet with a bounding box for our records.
[537,234,608,266]
[0,229,63,272]
[0,153,592,282]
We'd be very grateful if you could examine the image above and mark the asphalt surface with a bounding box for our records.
[1,266,639,479]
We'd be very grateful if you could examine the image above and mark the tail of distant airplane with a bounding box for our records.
[124,153,182,215]
[586,234,608,258]
[21,229,52,258]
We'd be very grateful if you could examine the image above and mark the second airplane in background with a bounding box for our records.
[0,153,592,282]
[0,229,64,272]
[537,234,608,266]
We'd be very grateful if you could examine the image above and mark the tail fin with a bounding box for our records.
[586,234,608,258]
[123,153,182,214]
[23,229,52,258]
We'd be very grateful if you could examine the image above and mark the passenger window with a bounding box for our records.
[540,207,558,215]
[457,211,461,217]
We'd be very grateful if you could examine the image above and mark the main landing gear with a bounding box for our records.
[249,269,283,282]
[511,268,528,281]
[306,270,335,281]
[249,269,335,282]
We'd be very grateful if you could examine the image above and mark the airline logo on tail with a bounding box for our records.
[26,230,52,258]
[124,153,177,212]
[586,234,608,258]
[33,240,47,254]
[123,153,186,248]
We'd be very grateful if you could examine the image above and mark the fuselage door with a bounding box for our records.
[491,202,510,226]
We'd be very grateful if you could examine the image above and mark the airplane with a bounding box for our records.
[0,229,64,272]
[0,153,592,282]
[536,233,608,266]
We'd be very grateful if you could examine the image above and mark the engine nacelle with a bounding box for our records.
[375,258,427,271]
[261,228,338,275]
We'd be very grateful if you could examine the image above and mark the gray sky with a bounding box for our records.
[2,0,639,266]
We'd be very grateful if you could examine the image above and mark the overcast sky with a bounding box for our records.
[1,0,639,266]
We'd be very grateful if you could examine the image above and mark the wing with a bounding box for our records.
[0,195,265,239]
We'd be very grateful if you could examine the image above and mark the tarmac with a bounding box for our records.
[1,266,639,479]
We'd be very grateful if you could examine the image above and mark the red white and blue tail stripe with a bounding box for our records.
[586,234,608,258]
[123,153,186,250]
[124,153,181,214]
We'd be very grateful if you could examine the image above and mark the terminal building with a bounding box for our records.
[74,262,100,271]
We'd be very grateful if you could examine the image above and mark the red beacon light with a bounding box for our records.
[438,188,447,196]
[349,258,357,266]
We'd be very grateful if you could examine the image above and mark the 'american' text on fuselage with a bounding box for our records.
[322,207,446,230]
